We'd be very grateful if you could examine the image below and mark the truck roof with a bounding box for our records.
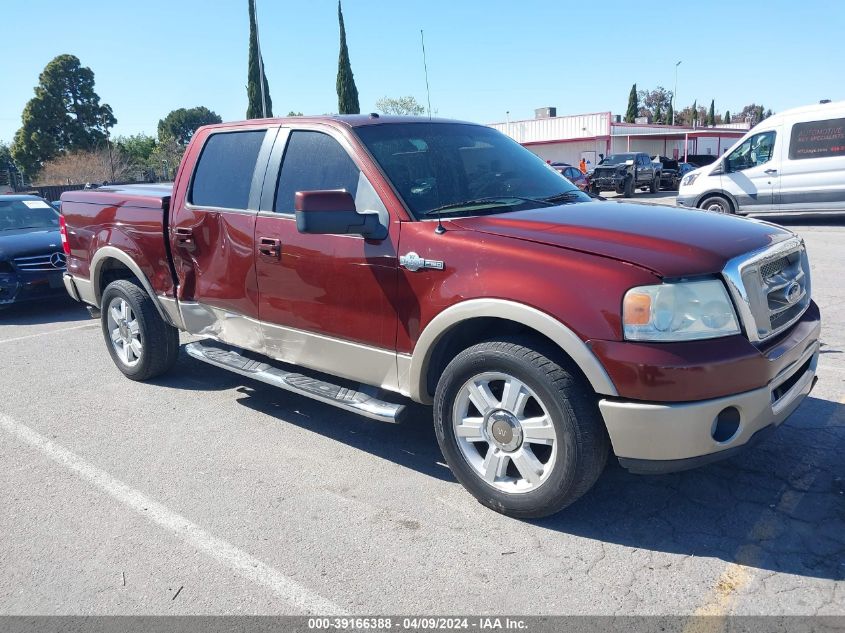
[199,114,477,131]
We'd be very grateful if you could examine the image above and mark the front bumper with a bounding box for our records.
[599,339,819,474]
[0,270,67,305]
[675,193,697,207]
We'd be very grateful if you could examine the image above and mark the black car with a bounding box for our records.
[651,155,681,190]
[0,195,68,308]
[590,152,660,197]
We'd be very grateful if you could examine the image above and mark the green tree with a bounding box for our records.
[637,86,672,122]
[707,99,716,126]
[724,110,731,124]
[625,84,639,123]
[336,1,360,115]
[667,101,674,126]
[375,96,425,116]
[653,102,663,124]
[287,111,304,117]
[114,133,157,165]
[246,0,273,119]
[11,54,115,176]
[691,100,698,125]
[157,107,222,145]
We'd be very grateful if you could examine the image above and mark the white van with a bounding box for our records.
[677,100,845,214]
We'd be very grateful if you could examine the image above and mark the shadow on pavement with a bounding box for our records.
[232,375,844,581]
[0,296,87,325]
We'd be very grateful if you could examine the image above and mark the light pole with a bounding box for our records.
[672,60,682,126]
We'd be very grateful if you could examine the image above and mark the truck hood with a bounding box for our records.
[0,228,63,261]
[449,200,792,277]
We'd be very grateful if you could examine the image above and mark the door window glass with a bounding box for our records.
[726,131,776,172]
[190,131,266,209]
[275,131,361,213]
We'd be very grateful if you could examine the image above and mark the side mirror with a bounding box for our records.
[294,190,387,240]
[712,160,726,175]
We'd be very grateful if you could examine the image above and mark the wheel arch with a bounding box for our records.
[404,299,618,404]
[90,247,175,324]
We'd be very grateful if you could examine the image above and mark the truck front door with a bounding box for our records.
[253,126,402,391]
[721,128,780,212]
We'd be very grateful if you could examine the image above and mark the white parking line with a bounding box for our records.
[0,323,99,344]
[0,412,345,615]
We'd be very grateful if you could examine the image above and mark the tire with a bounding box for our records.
[433,338,609,518]
[649,176,659,194]
[100,279,179,381]
[698,195,734,214]
[590,184,600,196]
[623,176,634,197]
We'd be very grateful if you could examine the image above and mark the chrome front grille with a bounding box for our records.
[722,236,811,342]
[12,253,66,272]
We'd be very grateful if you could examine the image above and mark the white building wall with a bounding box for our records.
[489,113,610,144]
[525,140,607,166]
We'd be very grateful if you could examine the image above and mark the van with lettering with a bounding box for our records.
[677,100,845,215]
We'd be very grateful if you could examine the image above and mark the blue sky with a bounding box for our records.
[2,0,843,143]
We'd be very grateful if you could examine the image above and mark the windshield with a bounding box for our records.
[0,199,60,231]
[354,123,588,218]
[599,154,636,166]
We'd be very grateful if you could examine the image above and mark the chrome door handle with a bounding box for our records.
[764,169,778,174]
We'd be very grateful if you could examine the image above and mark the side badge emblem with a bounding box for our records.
[399,252,444,272]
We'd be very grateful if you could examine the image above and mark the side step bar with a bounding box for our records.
[185,341,406,424]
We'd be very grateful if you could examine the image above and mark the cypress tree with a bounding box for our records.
[654,102,663,124]
[246,0,273,119]
[336,1,360,114]
[692,100,698,125]
[708,99,716,126]
[724,110,731,124]
[667,101,674,126]
[625,84,638,123]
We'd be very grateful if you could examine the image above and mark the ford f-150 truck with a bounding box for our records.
[60,116,820,518]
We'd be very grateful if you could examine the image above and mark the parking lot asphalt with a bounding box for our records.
[0,211,842,616]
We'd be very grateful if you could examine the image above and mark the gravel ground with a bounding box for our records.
[0,213,842,616]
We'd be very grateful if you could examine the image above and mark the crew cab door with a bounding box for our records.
[721,128,780,212]
[252,125,402,390]
[168,125,278,346]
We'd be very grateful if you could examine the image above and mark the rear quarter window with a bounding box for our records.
[190,130,266,209]
[788,117,845,160]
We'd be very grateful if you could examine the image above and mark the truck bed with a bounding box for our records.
[60,183,177,298]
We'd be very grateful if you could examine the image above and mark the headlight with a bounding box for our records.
[681,173,699,187]
[622,279,740,342]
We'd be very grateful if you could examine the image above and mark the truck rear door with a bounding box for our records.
[252,124,401,391]
[168,124,278,347]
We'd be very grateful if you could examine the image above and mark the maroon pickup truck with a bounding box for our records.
[60,115,820,518]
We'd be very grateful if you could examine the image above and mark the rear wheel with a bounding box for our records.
[101,280,179,381]
[699,195,734,214]
[434,339,609,518]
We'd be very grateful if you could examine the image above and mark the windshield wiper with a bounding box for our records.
[541,191,584,203]
[422,196,555,216]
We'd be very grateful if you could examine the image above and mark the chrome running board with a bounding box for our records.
[185,341,406,424]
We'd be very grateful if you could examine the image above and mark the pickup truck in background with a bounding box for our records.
[589,152,660,197]
[61,115,820,518]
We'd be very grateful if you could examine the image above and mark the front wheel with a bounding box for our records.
[699,195,734,214]
[101,279,179,381]
[434,339,609,518]
[623,176,634,197]
[649,176,659,194]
